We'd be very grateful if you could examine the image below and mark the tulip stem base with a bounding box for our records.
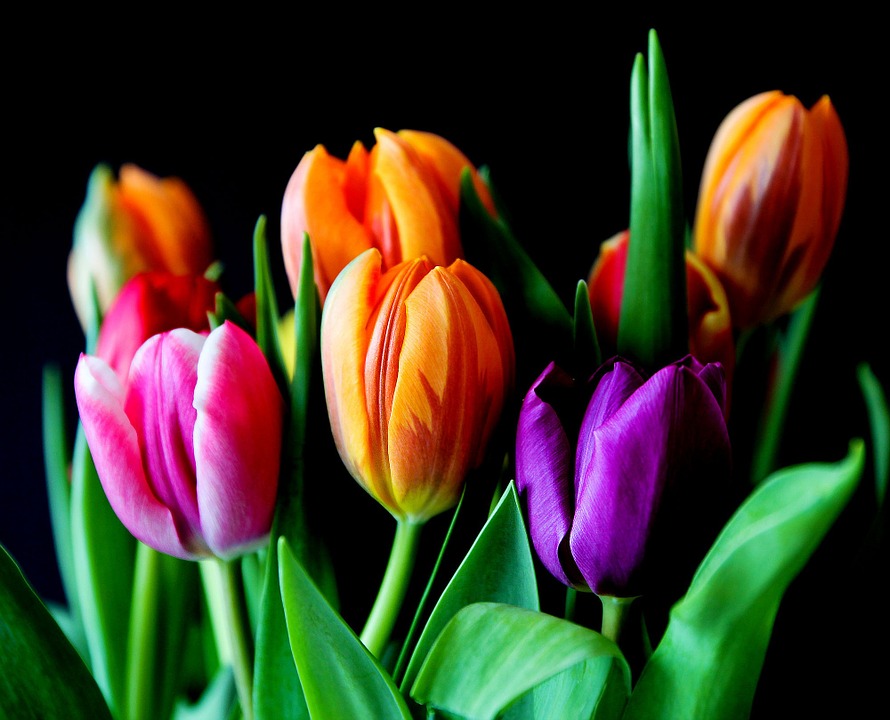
[360,520,423,658]
[216,559,255,720]
[125,542,162,720]
[599,594,637,644]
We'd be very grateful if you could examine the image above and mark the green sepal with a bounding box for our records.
[410,602,630,720]
[573,280,602,378]
[856,362,888,508]
[619,29,688,369]
[459,168,573,389]
[253,232,335,720]
[0,543,113,720]
[278,538,412,720]
[624,440,864,720]
[253,215,289,398]
[69,424,136,717]
[401,481,538,693]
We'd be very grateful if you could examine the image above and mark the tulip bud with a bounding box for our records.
[95,271,220,385]
[74,321,282,560]
[321,249,514,523]
[693,91,848,328]
[515,356,731,598]
[68,163,214,333]
[588,230,735,394]
[281,128,494,303]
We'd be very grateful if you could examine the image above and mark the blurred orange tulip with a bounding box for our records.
[693,91,848,328]
[321,249,513,523]
[281,128,494,303]
[67,163,213,333]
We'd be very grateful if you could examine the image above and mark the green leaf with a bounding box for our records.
[278,538,412,720]
[459,168,573,388]
[208,291,254,335]
[857,362,889,507]
[253,215,289,397]
[624,440,864,720]
[573,280,601,378]
[411,602,630,720]
[619,29,687,369]
[401,482,538,692]
[41,363,85,654]
[254,233,334,720]
[70,424,136,717]
[172,667,236,720]
[0,544,113,720]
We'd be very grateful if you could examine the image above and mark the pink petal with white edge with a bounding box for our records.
[74,353,199,559]
[193,321,282,559]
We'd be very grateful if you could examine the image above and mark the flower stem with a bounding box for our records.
[217,559,255,720]
[564,587,578,622]
[125,542,162,720]
[360,520,423,658]
[599,594,636,644]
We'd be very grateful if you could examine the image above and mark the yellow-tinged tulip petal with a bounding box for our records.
[693,91,848,328]
[321,249,514,523]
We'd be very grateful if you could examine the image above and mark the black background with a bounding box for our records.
[2,9,886,717]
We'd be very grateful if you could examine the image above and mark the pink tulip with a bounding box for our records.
[74,321,282,560]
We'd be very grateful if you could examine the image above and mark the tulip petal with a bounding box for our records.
[74,354,196,559]
[515,363,582,587]
[193,322,282,558]
[125,330,207,555]
[570,361,730,596]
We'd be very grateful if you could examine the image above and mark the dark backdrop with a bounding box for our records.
[3,10,885,717]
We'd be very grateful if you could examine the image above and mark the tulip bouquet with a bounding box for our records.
[2,29,885,720]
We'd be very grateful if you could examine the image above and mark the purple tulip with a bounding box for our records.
[515,355,731,597]
[74,320,283,560]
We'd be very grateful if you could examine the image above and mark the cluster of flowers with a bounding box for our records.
[30,45,854,720]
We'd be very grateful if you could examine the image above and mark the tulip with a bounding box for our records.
[515,355,731,599]
[281,128,495,303]
[74,321,282,560]
[588,230,735,393]
[95,271,220,385]
[68,163,214,332]
[321,248,514,523]
[692,91,848,328]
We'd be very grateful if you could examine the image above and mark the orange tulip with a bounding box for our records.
[321,249,514,523]
[693,91,848,328]
[588,230,735,393]
[67,163,213,332]
[281,128,494,303]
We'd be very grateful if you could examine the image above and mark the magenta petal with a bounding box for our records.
[193,321,282,559]
[515,363,581,586]
[74,354,197,559]
[125,330,207,555]
[570,361,730,596]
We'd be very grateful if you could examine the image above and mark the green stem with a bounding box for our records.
[599,595,637,644]
[217,559,255,720]
[564,587,578,623]
[360,520,423,658]
[125,542,162,720]
[750,288,820,484]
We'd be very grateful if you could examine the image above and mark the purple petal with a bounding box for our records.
[74,354,198,559]
[515,363,581,586]
[125,330,208,556]
[193,321,282,559]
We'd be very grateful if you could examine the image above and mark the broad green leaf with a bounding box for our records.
[278,539,411,720]
[253,215,289,397]
[401,482,538,692]
[0,544,112,720]
[857,362,889,507]
[460,168,573,389]
[573,280,601,378]
[411,602,630,720]
[254,234,335,720]
[619,29,687,369]
[70,424,135,717]
[41,363,85,655]
[624,441,864,720]
[172,667,236,720]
